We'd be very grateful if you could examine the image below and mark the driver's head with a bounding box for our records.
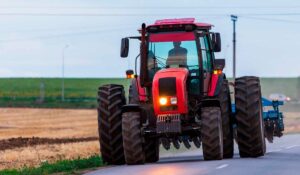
[173,41,181,48]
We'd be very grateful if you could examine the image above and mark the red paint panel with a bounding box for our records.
[148,18,212,28]
[149,32,195,42]
[194,23,213,28]
[152,68,189,115]
[154,18,195,25]
[208,74,219,96]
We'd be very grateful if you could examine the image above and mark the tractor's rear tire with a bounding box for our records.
[218,80,234,158]
[235,76,266,157]
[97,84,126,165]
[201,107,223,160]
[122,112,145,165]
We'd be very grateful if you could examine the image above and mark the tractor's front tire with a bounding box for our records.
[235,76,266,157]
[129,79,159,163]
[201,107,223,160]
[97,84,126,165]
[144,137,159,163]
[122,112,145,165]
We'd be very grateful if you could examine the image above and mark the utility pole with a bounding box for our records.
[231,15,238,80]
[297,76,300,102]
[62,44,69,102]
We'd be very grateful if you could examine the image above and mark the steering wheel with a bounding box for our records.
[189,69,199,78]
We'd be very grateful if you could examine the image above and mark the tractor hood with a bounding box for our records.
[152,68,189,115]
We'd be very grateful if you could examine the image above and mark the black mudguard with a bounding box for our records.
[213,74,226,97]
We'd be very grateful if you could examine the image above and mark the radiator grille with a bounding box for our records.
[157,114,181,133]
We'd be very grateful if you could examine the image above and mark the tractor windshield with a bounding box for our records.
[147,32,199,80]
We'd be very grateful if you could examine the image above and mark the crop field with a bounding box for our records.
[0,108,299,170]
[0,108,99,170]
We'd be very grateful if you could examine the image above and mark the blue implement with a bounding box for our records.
[232,97,284,142]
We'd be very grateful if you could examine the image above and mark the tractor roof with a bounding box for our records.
[148,18,213,30]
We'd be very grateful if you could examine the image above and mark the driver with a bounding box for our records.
[166,41,187,67]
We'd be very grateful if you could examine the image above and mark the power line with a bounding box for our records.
[239,13,300,16]
[0,23,138,33]
[240,16,300,23]
[2,6,300,9]
[0,13,299,43]
[0,13,225,16]
[0,12,300,17]
[0,27,136,42]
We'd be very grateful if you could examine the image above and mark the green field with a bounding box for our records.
[0,78,130,108]
[0,78,299,110]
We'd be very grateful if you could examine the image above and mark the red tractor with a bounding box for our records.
[97,18,266,165]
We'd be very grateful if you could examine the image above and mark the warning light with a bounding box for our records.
[213,70,222,75]
[126,69,135,79]
[126,74,135,79]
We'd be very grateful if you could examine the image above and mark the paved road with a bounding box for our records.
[86,134,300,175]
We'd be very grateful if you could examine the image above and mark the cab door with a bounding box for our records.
[199,35,213,95]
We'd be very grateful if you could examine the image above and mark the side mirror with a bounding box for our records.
[126,69,135,79]
[214,59,225,70]
[120,38,129,58]
[211,33,221,52]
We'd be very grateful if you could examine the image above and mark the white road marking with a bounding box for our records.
[267,149,282,153]
[216,164,229,169]
[285,145,300,149]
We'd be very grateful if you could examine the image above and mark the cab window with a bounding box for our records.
[199,36,212,72]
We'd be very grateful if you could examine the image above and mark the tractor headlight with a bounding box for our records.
[170,97,177,105]
[159,97,168,106]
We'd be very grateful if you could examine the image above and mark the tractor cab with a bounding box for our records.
[145,18,218,86]
[147,31,202,96]
[121,18,225,116]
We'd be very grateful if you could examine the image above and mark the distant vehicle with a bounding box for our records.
[96,18,285,165]
[269,93,291,102]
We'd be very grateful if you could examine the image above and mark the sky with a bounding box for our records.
[0,0,300,78]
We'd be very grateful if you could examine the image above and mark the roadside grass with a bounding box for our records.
[0,155,103,175]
